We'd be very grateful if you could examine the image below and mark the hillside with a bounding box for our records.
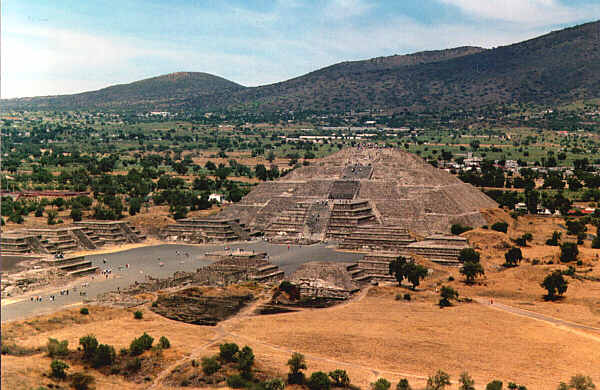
[3,20,600,113]
[218,20,600,113]
[3,72,245,111]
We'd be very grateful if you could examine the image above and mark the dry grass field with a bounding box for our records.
[2,210,599,390]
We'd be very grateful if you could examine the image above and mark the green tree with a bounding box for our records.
[70,207,83,221]
[219,343,239,362]
[329,369,350,387]
[237,346,255,379]
[50,360,69,379]
[504,247,523,267]
[158,336,170,349]
[47,209,58,225]
[92,344,115,367]
[541,270,568,300]
[79,335,98,361]
[491,222,509,233]
[486,380,503,390]
[308,372,331,390]
[71,372,95,390]
[458,372,475,390]
[426,370,451,390]
[439,286,459,307]
[287,352,307,384]
[560,242,579,262]
[458,248,480,263]
[566,375,596,390]
[201,356,221,376]
[460,261,484,283]
[264,378,286,390]
[397,379,412,390]
[372,378,391,390]
[451,224,472,235]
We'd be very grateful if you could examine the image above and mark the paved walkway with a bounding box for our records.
[2,242,362,322]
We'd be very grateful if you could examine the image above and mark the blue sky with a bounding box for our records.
[2,0,599,98]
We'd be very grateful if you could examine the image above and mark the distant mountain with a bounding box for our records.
[3,72,244,111]
[215,20,600,113]
[3,20,600,113]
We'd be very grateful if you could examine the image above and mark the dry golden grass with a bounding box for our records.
[227,290,600,389]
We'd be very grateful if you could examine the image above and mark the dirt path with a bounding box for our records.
[475,298,600,341]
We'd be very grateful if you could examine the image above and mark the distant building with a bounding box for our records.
[209,193,225,203]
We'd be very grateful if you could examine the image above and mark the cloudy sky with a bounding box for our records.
[2,0,599,98]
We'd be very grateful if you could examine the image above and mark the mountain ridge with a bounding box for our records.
[3,20,600,113]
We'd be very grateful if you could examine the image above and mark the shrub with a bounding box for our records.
[426,370,451,390]
[201,356,221,376]
[491,222,509,233]
[504,247,523,267]
[237,345,255,379]
[93,344,116,367]
[133,310,143,319]
[287,352,307,384]
[460,261,484,283]
[403,293,411,301]
[79,335,98,361]
[47,338,69,358]
[158,336,170,349]
[308,371,331,390]
[372,378,391,390]
[592,236,600,249]
[126,357,142,372]
[451,224,472,235]
[70,372,95,390]
[560,242,579,262]
[486,380,503,390]
[219,342,239,362]
[80,307,89,315]
[397,379,412,390]
[329,369,350,387]
[458,248,480,263]
[264,378,286,390]
[546,231,561,246]
[50,359,69,379]
[513,233,531,247]
[226,374,247,388]
[458,372,475,390]
[130,333,154,356]
[70,207,83,222]
[566,374,596,390]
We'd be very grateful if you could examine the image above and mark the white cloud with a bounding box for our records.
[438,0,599,24]
[323,0,373,20]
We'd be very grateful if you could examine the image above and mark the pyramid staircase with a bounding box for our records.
[325,200,377,239]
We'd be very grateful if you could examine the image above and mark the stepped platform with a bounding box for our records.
[326,200,377,238]
[346,253,405,284]
[336,225,416,250]
[162,217,250,243]
[67,266,99,277]
[205,251,284,283]
[291,262,360,300]
[263,201,330,243]
[74,221,145,245]
[404,234,469,265]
